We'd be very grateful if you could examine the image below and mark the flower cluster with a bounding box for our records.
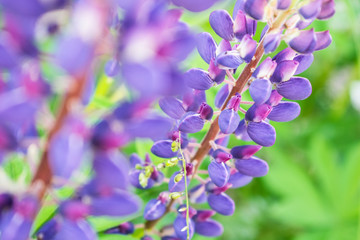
[0,0,334,239]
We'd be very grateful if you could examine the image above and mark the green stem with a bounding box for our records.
[179,132,190,240]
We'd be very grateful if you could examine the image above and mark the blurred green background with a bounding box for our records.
[26,0,360,239]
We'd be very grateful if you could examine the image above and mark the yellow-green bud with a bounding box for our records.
[144,166,153,178]
[171,141,179,152]
[157,163,166,169]
[139,172,148,188]
[169,192,181,200]
[135,164,143,170]
[178,207,187,212]
[174,173,183,183]
[165,158,178,167]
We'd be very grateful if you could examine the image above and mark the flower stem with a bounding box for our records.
[179,133,190,240]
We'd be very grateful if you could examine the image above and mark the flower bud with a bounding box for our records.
[171,140,179,152]
[165,158,178,167]
[212,149,232,163]
[228,94,241,111]
[139,172,149,188]
[174,173,184,183]
[169,192,182,200]
[104,222,134,235]
[135,164,143,170]
[198,102,214,120]
[144,166,153,178]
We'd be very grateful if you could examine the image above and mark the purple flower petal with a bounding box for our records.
[228,171,253,188]
[54,220,96,240]
[0,196,38,240]
[178,112,205,133]
[216,39,232,55]
[296,18,314,30]
[55,37,94,75]
[294,54,314,75]
[90,191,141,217]
[245,104,272,122]
[233,10,247,40]
[272,47,297,63]
[159,97,186,119]
[144,199,166,221]
[234,119,252,141]
[49,132,85,181]
[174,216,195,240]
[208,161,230,187]
[289,29,317,54]
[171,0,219,12]
[0,41,18,69]
[267,101,301,122]
[247,121,276,147]
[195,219,224,237]
[249,78,272,104]
[128,116,173,141]
[215,84,229,109]
[184,89,207,112]
[207,193,235,216]
[299,0,322,19]
[277,0,291,9]
[270,60,299,83]
[244,0,267,20]
[129,154,142,168]
[276,77,312,100]
[219,109,241,134]
[196,32,217,64]
[216,51,243,69]
[129,170,154,189]
[151,140,178,158]
[266,90,283,106]
[184,68,213,90]
[231,145,262,159]
[198,103,213,120]
[238,35,257,62]
[189,184,207,204]
[317,0,335,20]
[253,57,277,79]
[208,59,226,84]
[93,151,129,191]
[169,171,189,192]
[212,149,232,163]
[209,10,234,41]
[315,31,332,51]
[105,59,120,77]
[104,222,134,235]
[263,32,281,54]
[35,219,59,240]
[235,156,269,177]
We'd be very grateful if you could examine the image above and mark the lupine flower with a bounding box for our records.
[0,0,335,239]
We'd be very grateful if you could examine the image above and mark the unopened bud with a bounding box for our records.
[157,163,166,169]
[178,207,187,212]
[144,166,153,178]
[139,172,148,188]
[174,173,183,183]
[165,158,178,167]
[169,192,181,200]
[135,164,143,170]
[171,141,179,152]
